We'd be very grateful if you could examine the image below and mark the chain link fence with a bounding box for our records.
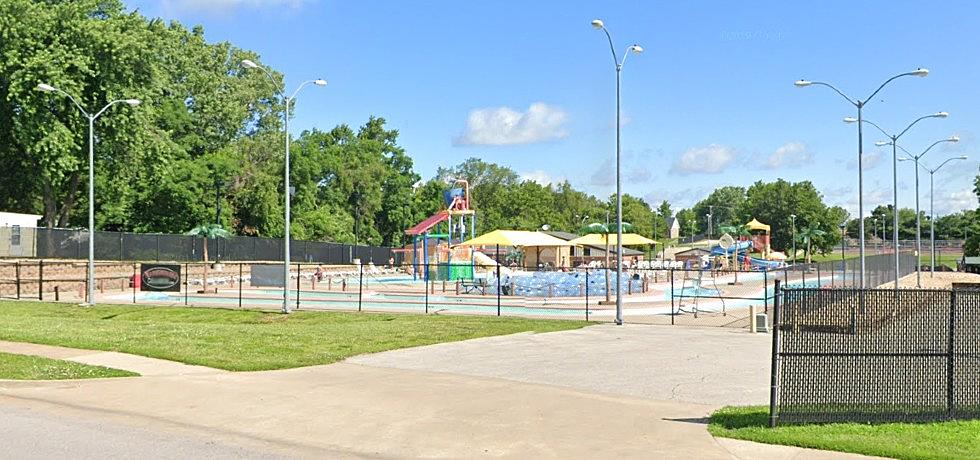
[769,282,980,425]
[24,227,402,265]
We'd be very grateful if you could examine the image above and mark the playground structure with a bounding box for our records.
[404,179,477,281]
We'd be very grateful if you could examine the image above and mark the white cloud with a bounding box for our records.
[520,170,564,186]
[938,188,979,215]
[764,142,812,169]
[158,0,308,12]
[846,151,883,171]
[454,102,568,146]
[670,144,737,175]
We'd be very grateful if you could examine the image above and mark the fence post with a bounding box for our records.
[948,289,956,418]
[496,263,501,317]
[38,260,44,301]
[424,272,429,314]
[15,262,20,300]
[238,263,243,309]
[764,270,769,313]
[184,263,189,305]
[296,263,301,311]
[358,262,363,312]
[585,270,589,321]
[769,278,782,428]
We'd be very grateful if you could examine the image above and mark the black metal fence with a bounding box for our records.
[26,227,402,265]
[0,254,912,328]
[769,282,980,425]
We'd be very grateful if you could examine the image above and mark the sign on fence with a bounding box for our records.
[251,264,286,287]
[140,264,182,292]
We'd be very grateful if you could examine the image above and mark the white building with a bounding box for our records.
[0,212,42,257]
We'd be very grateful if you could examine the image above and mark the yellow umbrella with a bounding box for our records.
[455,230,572,247]
[568,233,658,246]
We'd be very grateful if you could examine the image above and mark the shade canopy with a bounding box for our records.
[745,218,770,233]
[455,230,572,247]
[567,233,657,247]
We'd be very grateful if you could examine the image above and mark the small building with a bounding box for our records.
[0,212,42,257]
[674,247,711,268]
[665,216,681,239]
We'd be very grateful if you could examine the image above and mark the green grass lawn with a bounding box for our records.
[0,301,588,371]
[709,406,980,460]
[0,351,137,380]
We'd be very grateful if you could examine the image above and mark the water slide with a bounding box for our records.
[710,240,753,256]
[473,251,511,276]
[710,240,783,270]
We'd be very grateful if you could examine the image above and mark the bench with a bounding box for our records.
[459,278,488,295]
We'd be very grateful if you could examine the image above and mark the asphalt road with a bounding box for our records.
[0,402,295,460]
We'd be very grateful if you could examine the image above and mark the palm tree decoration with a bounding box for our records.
[187,223,232,293]
[795,225,826,264]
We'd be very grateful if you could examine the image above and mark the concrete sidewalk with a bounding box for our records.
[0,327,883,459]
[3,362,735,459]
[0,340,224,377]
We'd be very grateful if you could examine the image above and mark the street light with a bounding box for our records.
[900,155,968,275]
[36,83,141,306]
[844,112,959,291]
[241,59,326,314]
[873,129,957,288]
[789,214,796,264]
[795,68,929,290]
[592,19,643,326]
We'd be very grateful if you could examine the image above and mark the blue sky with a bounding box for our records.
[128,0,980,217]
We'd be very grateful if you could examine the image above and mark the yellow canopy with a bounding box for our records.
[568,233,658,246]
[745,218,770,233]
[455,230,572,247]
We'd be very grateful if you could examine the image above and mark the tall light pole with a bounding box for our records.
[843,112,948,289]
[789,214,796,264]
[706,213,712,239]
[872,129,957,288]
[795,68,929,290]
[592,19,643,326]
[900,155,967,275]
[36,83,140,306]
[241,59,326,314]
[872,217,879,254]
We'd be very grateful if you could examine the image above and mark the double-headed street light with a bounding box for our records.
[899,155,968,275]
[872,128,957,288]
[241,59,326,314]
[592,19,643,326]
[36,83,141,306]
[795,68,929,290]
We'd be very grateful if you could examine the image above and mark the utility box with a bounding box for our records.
[755,312,770,333]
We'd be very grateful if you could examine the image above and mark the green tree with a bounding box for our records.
[741,179,840,253]
[691,186,746,235]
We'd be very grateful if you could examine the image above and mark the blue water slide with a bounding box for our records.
[709,240,753,256]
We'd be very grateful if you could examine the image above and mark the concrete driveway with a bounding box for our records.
[349,323,773,406]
